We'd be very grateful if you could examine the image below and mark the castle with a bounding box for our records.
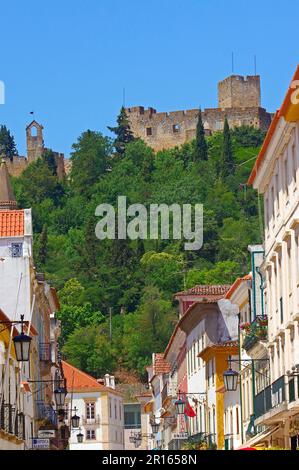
[126,75,272,151]
[2,120,68,179]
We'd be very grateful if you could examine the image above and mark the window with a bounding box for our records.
[86,402,95,419]
[292,144,297,186]
[211,358,215,386]
[236,407,239,435]
[11,243,23,258]
[124,404,141,429]
[284,156,289,198]
[173,123,180,133]
[114,399,117,419]
[146,127,152,136]
[86,429,96,440]
[109,399,112,418]
[276,173,280,213]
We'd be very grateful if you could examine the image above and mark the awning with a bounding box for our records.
[237,425,280,449]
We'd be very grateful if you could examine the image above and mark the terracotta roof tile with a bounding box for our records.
[225,275,251,299]
[175,284,230,300]
[153,353,170,375]
[0,210,24,237]
[62,360,106,391]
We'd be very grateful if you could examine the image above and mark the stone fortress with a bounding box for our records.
[126,75,272,151]
[2,120,68,179]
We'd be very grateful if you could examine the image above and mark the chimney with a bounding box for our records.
[104,374,110,388]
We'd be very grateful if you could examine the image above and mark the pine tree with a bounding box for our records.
[220,117,235,178]
[194,109,208,161]
[39,224,48,265]
[108,107,134,156]
[0,125,18,161]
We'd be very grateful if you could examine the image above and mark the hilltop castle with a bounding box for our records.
[2,120,69,179]
[125,74,272,151]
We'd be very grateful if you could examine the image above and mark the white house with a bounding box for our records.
[62,361,124,450]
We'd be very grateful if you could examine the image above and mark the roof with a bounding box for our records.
[175,285,230,301]
[62,360,120,395]
[198,340,239,360]
[248,65,299,186]
[0,210,24,237]
[225,275,251,299]
[153,353,171,375]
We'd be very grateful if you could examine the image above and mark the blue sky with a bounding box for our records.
[0,0,298,157]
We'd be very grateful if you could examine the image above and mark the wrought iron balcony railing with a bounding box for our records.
[82,415,101,425]
[0,401,25,440]
[254,375,286,419]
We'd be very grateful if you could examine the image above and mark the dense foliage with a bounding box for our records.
[11,114,265,379]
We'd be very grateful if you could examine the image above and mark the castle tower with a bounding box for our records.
[0,158,17,210]
[26,120,44,163]
[218,75,261,109]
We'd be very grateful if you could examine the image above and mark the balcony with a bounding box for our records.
[36,401,57,426]
[82,415,100,425]
[242,316,268,352]
[161,380,177,407]
[39,343,52,362]
[0,402,25,440]
[254,375,290,424]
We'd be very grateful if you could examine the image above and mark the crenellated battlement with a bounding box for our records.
[125,74,270,151]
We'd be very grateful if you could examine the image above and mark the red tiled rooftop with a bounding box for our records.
[62,360,106,391]
[153,353,171,375]
[0,210,24,237]
[176,284,230,299]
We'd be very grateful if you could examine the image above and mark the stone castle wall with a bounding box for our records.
[5,120,68,179]
[126,105,271,152]
[126,75,271,152]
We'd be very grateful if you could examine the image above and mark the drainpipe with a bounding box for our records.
[237,312,244,444]
[255,266,265,317]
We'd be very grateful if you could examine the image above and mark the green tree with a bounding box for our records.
[219,118,235,178]
[70,130,111,195]
[108,107,134,156]
[194,109,208,161]
[39,224,48,265]
[0,125,18,161]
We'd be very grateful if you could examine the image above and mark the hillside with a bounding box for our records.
[11,121,265,379]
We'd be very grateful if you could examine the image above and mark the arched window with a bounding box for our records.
[31,125,38,137]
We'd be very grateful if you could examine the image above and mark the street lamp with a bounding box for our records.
[12,315,32,362]
[54,387,67,407]
[223,366,239,392]
[129,433,136,444]
[151,420,160,434]
[77,431,84,443]
[135,433,142,447]
[175,397,186,415]
[71,408,80,428]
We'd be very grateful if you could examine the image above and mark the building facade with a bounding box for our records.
[248,65,299,449]
[62,361,124,450]
[0,158,65,450]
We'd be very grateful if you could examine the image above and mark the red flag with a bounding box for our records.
[184,399,196,417]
